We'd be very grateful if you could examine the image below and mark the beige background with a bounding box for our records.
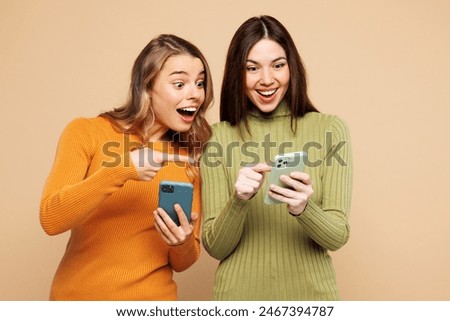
[1,0,449,300]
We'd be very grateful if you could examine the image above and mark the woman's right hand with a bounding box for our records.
[130,147,193,181]
[234,163,272,200]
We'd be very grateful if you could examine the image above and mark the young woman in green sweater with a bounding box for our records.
[200,15,353,300]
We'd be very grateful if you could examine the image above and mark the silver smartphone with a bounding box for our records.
[158,181,193,226]
[264,151,307,205]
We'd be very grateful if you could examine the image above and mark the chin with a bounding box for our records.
[255,103,278,114]
[172,124,193,133]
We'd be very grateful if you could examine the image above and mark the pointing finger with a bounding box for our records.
[160,153,194,164]
[252,163,272,173]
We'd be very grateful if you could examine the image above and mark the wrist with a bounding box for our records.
[289,203,308,217]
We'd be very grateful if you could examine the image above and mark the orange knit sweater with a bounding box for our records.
[40,117,201,300]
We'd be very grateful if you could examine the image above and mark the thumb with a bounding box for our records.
[189,211,198,225]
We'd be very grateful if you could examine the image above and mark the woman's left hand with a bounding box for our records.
[153,205,197,246]
[268,171,313,215]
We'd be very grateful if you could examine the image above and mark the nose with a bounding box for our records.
[187,84,202,100]
[260,68,274,85]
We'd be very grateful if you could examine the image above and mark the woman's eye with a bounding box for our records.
[196,80,205,88]
[174,82,184,88]
[274,62,286,69]
[246,66,258,72]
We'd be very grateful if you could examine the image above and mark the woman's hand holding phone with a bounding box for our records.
[263,151,313,215]
[267,171,313,215]
[154,181,195,246]
[153,206,197,246]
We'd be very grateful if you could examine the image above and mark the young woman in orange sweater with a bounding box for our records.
[40,34,213,300]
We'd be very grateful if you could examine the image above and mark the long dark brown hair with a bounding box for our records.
[220,15,318,135]
[100,34,213,178]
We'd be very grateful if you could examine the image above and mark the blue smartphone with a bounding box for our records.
[264,151,307,205]
[158,181,193,226]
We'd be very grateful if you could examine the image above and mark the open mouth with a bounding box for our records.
[176,107,197,117]
[256,89,277,97]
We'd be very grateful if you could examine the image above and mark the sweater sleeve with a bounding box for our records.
[168,175,202,272]
[200,131,251,261]
[297,116,353,251]
[40,118,139,236]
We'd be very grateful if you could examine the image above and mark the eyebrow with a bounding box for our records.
[169,70,188,76]
[246,57,287,64]
[169,70,205,76]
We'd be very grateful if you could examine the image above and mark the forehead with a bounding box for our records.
[247,39,287,61]
[160,54,204,75]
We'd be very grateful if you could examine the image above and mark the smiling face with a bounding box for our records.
[148,54,205,140]
[245,39,290,113]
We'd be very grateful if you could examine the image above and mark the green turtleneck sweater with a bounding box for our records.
[200,103,353,300]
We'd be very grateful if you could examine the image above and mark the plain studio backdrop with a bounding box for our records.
[1,0,449,300]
